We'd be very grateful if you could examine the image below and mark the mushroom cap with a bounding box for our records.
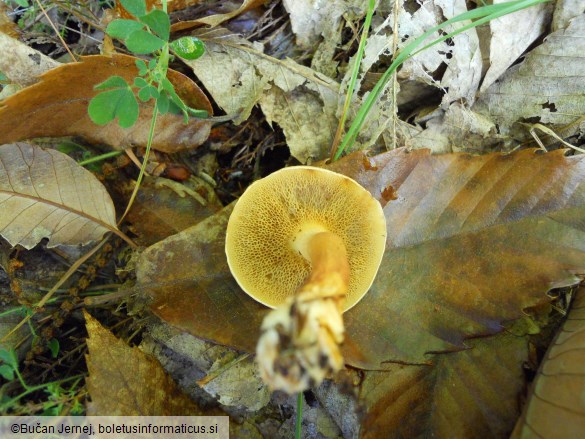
[225,166,387,312]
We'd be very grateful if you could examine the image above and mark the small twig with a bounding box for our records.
[33,0,77,61]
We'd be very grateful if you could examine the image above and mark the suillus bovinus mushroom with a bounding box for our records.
[225,166,386,393]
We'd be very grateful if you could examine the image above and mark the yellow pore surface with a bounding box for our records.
[225,166,387,311]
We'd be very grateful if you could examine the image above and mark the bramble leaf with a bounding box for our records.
[139,10,170,41]
[126,30,165,54]
[120,0,146,18]
[106,19,144,40]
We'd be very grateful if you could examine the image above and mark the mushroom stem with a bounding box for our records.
[298,231,350,302]
[256,231,350,394]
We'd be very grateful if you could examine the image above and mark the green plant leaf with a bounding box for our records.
[126,30,165,54]
[170,37,205,60]
[13,0,28,7]
[120,0,147,17]
[148,58,157,70]
[135,59,148,76]
[0,349,17,368]
[48,338,60,358]
[88,88,139,128]
[133,76,148,88]
[139,9,170,41]
[94,75,128,90]
[138,86,151,102]
[0,364,14,381]
[106,19,144,40]
[157,91,170,114]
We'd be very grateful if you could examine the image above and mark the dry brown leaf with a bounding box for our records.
[126,177,222,246]
[0,3,19,38]
[84,310,214,415]
[0,143,117,249]
[0,33,59,87]
[0,54,213,153]
[511,289,585,438]
[358,331,528,438]
[474,14,585,137]
[137,148,585,371]
[171,0,265,32]
[183,29,338,163]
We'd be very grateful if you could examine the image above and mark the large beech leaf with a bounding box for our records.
[511,289,585,438]
[84,310,216,415]
[137,148,585,368]
[0,143,117,249]
[357,331,528,438]
[0,54,213,153]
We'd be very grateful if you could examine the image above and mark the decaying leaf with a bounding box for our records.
[0,54,213,153]
[358,331,528,438]
[137,148,585,370]
[183,29,339,163]
[0,143,117,249]
[479,1,551,93]
[474,14,585,136]
[0,33,59,87]
[125,177,222,246]
[84,310,212,415]
[171,0,266,31]
[511,289,585,438]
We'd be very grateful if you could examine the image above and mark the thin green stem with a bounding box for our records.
[295,392,303,439]
[332,0,550,161]
[0,374,84,412]
[78,150,123,166]
[329,0,376,160]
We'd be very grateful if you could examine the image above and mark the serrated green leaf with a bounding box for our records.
[106,19,144,40]
[120,0,147,17]
[94,75,128,90]
[0,364,14,381]
[139,10,170,41]
[126,30,165,54]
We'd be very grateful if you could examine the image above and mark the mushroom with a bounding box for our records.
[225,166,386,393]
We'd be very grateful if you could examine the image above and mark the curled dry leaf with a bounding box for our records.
[474,14,585,136]
[170,0,266,32]
[0,143,117,249]
[0,54,213,153]
[183,29,339,163]
[511,289,585,438]
[0,33,59,87]
[84,310,217,416]
[137,147,585,370]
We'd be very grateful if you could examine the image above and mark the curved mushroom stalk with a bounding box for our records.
[256,232,349,394]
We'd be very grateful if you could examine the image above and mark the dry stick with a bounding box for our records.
[33,0,77,61]
[1,236,110,343]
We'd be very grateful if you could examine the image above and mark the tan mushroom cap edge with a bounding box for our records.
[225,166,387,312]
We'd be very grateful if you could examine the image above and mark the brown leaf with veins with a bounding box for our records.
[137,148,585,369]
[358,331,529,438]
[84,310,215,415]
[511,288,585,438]
[0,143,118,249]
[0,54,213,153]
